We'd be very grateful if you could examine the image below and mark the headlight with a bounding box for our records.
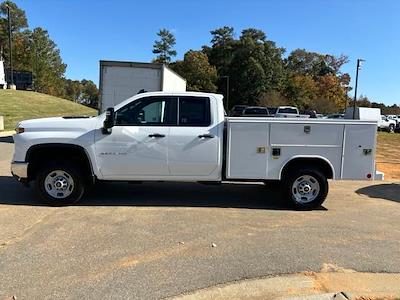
[15,123,25,134]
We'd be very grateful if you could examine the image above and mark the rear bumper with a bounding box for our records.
[11,161,29,179]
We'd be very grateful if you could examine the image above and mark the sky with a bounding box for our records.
[15,0,400,105]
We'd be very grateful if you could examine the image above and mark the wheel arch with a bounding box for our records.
[279,155,335,180]
[26,143,95,183]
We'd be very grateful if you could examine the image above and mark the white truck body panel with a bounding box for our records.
[99,61,186,112]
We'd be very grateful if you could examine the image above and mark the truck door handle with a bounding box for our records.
[198,134,214,139]
[148,133,165,138]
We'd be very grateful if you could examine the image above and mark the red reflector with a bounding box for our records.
[367,173,372,179]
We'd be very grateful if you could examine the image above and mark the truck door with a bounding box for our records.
[168,96,221,179]
[94,96,177,178]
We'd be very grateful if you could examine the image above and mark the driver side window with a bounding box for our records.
[115,96,177,126]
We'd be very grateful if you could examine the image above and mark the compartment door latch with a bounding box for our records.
[363,149,372,155]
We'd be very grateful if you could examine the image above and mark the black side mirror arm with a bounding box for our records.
[102,107,115,135]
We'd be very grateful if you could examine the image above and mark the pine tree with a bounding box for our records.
[152,29,176,64]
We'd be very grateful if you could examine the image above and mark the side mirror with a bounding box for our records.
[102,107,115,134]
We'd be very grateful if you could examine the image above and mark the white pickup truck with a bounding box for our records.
[274,106,309,118]
[379,115,396,133]
[11,92,380,209]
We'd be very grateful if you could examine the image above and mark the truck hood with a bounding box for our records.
[18,116,99,133]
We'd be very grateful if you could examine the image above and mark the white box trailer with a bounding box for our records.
[99,61,186,112]
[0,57,7,89]
[345,107,381,121]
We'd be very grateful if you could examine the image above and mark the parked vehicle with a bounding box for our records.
[0,57,7,89]
[345,107,380,121]
[378,115,396,133]
[229,105,247,116]
[6,70,33,90]
[275,106,309,118]
[267,107,277,116]
[345,107,395,133]
[325,113,344,119]
[386,115,400,129]
[242,106,270,117]
[12,92,381,209]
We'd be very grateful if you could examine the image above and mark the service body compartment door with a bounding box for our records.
[342,124,376,179]
[268,122,344,179]
[226,122,269,179]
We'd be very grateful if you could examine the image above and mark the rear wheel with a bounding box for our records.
[388,124,395,133]
[35,162,85,206]
[283,168,328,210]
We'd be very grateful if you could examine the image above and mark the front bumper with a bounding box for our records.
[11,161,29,179]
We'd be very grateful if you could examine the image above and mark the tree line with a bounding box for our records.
[0,1,99,108]
[1,0,396,114]
[153,27,397,114]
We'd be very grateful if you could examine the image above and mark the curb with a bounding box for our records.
[170,272,400,300]
[0,131,14,137]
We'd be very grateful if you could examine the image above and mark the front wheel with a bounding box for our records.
[283,168,328,210]
[35,162,85,206]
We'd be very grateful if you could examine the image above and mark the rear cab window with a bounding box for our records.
[178,96,211,126]
[278,108,298,114]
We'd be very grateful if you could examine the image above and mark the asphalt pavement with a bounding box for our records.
[0,137,399,299]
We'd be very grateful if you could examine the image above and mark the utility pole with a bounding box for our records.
[352,59,365,119]
[7,5,15,89]
[221,76,230,110]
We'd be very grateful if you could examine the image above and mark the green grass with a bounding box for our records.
[0,90,97,130]
[375,131,400,179]
[377,130,400,144]
[376,131,400,163]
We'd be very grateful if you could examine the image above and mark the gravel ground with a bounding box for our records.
[1,139,399,299]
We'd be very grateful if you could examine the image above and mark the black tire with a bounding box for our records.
[283,168,328,210]
[35,161,85,206]
[388,124,395,133]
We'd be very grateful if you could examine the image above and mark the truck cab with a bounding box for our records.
[95,93,224,181]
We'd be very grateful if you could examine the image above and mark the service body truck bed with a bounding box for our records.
[226,117,377,181]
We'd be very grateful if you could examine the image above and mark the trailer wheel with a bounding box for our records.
[35,162,85,206]
[283,168,328,210]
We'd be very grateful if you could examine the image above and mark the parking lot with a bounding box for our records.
[1,136,400,299]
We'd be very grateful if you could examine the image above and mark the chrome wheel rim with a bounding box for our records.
[44,170,74,199]
[291,175,320,204]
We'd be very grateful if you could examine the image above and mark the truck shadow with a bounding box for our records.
[0,136,13,143]
[0,175,326,210]
[356,183,400,203]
